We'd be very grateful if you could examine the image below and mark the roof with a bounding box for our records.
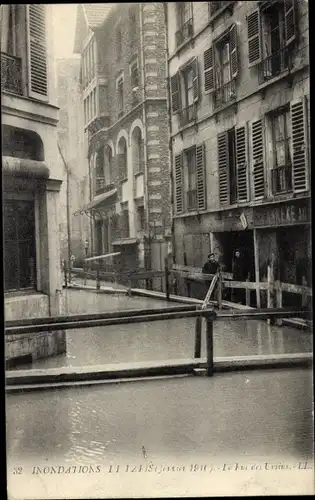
[73,3,116,54]
[82,4,114,28]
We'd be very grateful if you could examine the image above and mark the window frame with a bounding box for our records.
[116,73,124,115]
[129,57,139,90]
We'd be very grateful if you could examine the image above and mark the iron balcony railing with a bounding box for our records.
[1,52,23,95]
[213,79,236,109]
[95,178,115,197]
[179,104,196,127]
[271,164,293,195]
[258,46,292,84]
[175,18,193,47]
[187,189,197,211]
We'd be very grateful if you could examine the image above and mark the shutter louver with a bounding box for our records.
[291,97,308,192]
[171,73,181,113]
[175,154,184,214]
[284,0,296,46]
[204,46,214,94]
[247,9,261,67]
[196,143,206,211]
[235,125,248,202]
[192,57,199,103]
[252,119,265,199]
[27,5,48,100]
[217,132,229,205]
[230,24,238,78]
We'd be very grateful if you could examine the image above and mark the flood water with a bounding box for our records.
[11,289,313,370]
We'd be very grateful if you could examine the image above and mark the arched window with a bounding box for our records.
[105,145,113,185]
[131,127,143,174]
[117,137,127,181]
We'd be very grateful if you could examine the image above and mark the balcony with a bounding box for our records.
[175,18,193,48]
[94,178,115,197]
[213,79,236,110]
[1,52,23,95]
[271,165,293,195]
[179,104,196,127]
[187,189,197,211]
[258,46,292,85]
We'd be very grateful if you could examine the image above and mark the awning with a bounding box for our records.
[112,238,138,246]
[2,156,50,179]
[86,188,117,210]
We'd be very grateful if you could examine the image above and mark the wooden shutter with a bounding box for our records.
[192,57,199,103]
[230,23,238,79]
[204,46,214,94]
[290,97,309,192]
[174,153,184,214]
[170,73,181,113]
[247,9,261,67]
[251,118,265,199]
[235,124,248,202]
[26,5,48,100]
[284,0,296,46]
[217,132,229,205]
[196,143,206,211]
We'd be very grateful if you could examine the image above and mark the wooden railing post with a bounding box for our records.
[194,310,202,359]
[63,259,68,288]
[164,257,170,301]
[245,277,250,307]
[275,280,283,326]
[217,269,223,310]
[83,261,87,286]
[206,314,214,377]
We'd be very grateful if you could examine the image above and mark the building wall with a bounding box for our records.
[57,58,90,265]
[168,1,310,278]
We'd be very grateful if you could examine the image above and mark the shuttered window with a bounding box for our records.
[192,57,199,103]
[204,46,214,94]
[174,154,184,214]
[247,9,261,67]
[230,23,238,79]
[290,97,309,192]
[26,4,48,100]
[235,124,248,202]
[284,0,296,45]
[196,143,206,210]
[251,118,265,198]
[217,131,229,204]
[171,73,181,113]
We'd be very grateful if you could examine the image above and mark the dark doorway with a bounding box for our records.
[216,230,255,278]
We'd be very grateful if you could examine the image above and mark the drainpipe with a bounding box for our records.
[163,3,176,266]
[58,142,72,274]
[139,3,151,271]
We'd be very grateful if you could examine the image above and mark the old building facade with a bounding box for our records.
[57,57,90,267]
[167,0,310,305]
[73,3,171,275]
[2,4,66,362]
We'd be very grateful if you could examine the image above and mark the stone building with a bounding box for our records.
[73,3,171,275]
[56,57,90,267]
[2,5,66,363]
[167,0,310,305]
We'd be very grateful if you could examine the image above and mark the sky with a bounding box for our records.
[52,4,79,59]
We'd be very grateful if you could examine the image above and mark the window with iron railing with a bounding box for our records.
[1,52,22,95]
[180,104,197,127]
[270,108,293,194]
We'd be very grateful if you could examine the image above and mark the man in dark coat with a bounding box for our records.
[202,253,220,275]
[232,249,248,303]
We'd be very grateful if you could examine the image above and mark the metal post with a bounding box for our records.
[253,228,261,308]
[96,261,100,290]
[164,257,170,301]
[206,315,214,377]
[194,314,202,358]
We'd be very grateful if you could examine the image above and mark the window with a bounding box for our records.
[116,28,122,60]
[130,59,139,90]
[175,2,193,47]
[174,144,206,214]
[83,38,96,88]
[137,206,145,232]
[185,148,197,210]
[270,108,292,194]
[217,125,249,205]
[117,75,124,117]
[247,0,296,83]
[95,147,105,195]
[203,24,238,108]
[105,146,113,185]
[171,58,199,125]
[4,199,36,292]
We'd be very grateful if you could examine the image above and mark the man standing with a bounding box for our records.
[232,249,248,303]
